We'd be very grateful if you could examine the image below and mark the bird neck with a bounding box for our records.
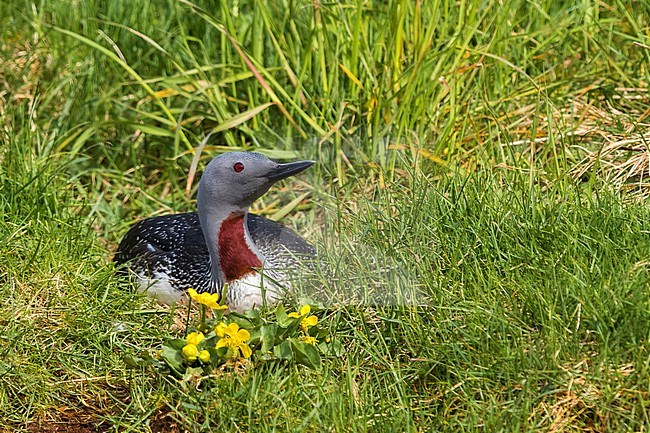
[199,203,264,289]
[217,212,263,281]
[197,200,233,291]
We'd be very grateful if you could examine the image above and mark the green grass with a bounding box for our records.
[1,0,649,431]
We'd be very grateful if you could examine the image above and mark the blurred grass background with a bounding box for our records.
[1,0,649,431]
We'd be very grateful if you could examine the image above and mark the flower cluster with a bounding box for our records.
[177,322,253,370]
[181,332,211,363]
[181,288,253,366]
[140,287,340,376]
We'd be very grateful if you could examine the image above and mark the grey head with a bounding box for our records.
[196,151,315,290]
[197,152,314,214]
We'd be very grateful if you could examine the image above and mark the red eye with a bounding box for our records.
[233,162,245,173]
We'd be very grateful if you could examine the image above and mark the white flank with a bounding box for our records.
[136,271,185,305]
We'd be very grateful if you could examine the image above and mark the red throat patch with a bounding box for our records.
[218,215,262,281]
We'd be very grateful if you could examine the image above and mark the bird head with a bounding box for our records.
[197,152,314,213]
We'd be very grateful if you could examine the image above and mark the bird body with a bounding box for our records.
[115,152,315,311]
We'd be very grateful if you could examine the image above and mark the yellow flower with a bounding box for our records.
[198,350,211,363]
[215,322,252,358]
[301,335,318,345]
[289,305,319,331]
[215,322,229,337]
[186,331,205,346]
[187,288,228,310]
[182,343,199,362]
[301,315,318,330]
[288,304,311,318]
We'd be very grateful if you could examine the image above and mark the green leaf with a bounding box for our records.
[291,340,321,370]
[215,345,230,358]
[275,304,294,328]
[161,341,185,372]
[206,347,221,368]
[314,326,329,339]
[166,338,187,351]
[69,124,101,156]
[202,335,218,349]
[273,340,293,360]
[260,324,278,352]
[275,304,287,320]
[209,102,274,133]
[228,314,254,330]
[183,367,204,382]
[243,309,261,321]
[118,121,175,137]
[319,339,344,357]
[247,327,262,346]
[123,353,147,368]
[255,149,300,159]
